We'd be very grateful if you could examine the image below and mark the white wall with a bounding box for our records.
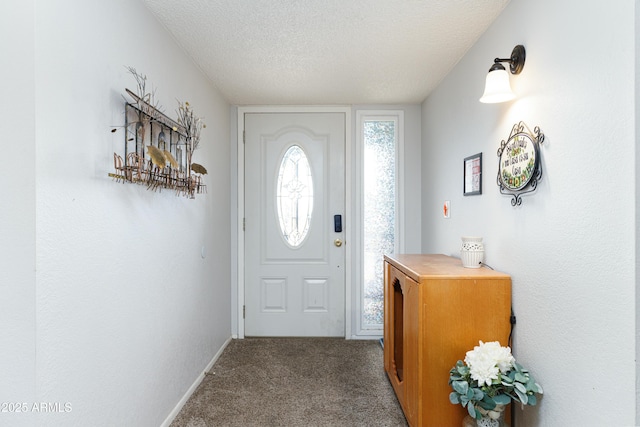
[1,0,232,426]
[0,2,37,425]
[422,0,635,425]
[636,4,640,422]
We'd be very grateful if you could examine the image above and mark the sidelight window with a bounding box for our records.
[356,111,403,335]
[363,120,396,327]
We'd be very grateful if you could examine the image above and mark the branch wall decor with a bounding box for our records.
[109,67,207,198]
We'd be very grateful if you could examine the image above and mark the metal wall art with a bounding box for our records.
[496,121,544,206]
[109,67,207,198]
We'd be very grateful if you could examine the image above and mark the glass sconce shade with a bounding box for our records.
[479,64,515,103]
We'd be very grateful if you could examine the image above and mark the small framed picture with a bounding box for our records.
[463,153,482,196]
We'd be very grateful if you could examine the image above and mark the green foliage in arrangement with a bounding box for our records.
[448,341,543,420]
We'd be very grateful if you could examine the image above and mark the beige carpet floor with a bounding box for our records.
[170,337,408,427]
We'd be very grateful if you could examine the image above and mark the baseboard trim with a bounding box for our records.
[160,335,233,427]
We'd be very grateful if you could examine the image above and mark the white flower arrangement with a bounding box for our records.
[449,341,543,421]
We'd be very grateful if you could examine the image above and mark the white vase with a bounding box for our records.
[460,236,484,268]
[462,404,508,427]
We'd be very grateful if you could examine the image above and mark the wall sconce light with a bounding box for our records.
[479,45,526,103]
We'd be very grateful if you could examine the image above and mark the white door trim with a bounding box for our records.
[237,106,352,339]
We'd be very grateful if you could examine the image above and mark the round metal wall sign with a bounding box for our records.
[497,122,544,206]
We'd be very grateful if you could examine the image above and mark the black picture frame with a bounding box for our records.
[463,152,482,196]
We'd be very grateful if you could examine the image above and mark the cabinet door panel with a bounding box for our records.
[422,278,511,425]
[403,277,419,426]
[384,264,406,406]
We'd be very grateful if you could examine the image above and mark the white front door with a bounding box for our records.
[244,112,346,336]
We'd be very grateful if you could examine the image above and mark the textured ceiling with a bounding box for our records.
[141,0,510,105]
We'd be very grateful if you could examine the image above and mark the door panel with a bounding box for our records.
[244,113,345,336]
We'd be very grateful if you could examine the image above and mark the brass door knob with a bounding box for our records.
[334,239,343,247]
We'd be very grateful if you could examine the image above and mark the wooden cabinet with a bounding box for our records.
[383,254,511,427]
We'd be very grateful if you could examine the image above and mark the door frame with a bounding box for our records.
[237,106,353,339]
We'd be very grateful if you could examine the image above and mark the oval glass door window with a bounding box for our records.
[276,145,314,247]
